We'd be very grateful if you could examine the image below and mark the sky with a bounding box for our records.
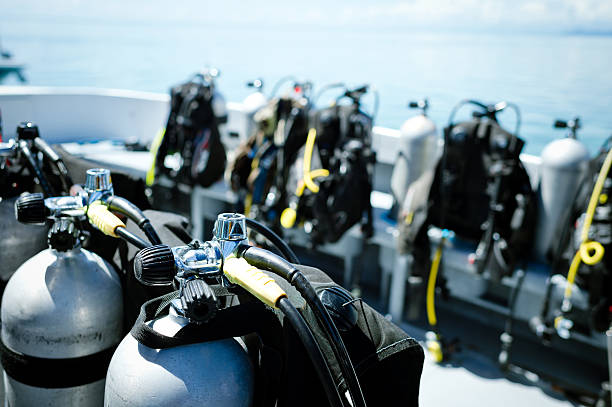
[1,0,612,35]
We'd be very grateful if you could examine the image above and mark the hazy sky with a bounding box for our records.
[2,0,612,34]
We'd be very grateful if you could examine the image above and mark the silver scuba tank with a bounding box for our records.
[242,79,267,140]
[390,99,438,210]
[0,196,48,283]
[533,117,590,262]
[104,242,254,407]
[0,216,123,406]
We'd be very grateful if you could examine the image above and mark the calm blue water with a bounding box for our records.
[1,10,611,156]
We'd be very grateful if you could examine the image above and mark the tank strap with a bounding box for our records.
[0,337,116,388]
[131,288,281,349]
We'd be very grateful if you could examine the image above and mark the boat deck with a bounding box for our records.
[57,141,592,406]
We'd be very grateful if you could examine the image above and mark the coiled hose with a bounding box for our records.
[563,146,612,309]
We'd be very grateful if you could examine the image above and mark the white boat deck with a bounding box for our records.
[418,347,572,407]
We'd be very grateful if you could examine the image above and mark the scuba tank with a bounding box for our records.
[390,99,438,215]
[244,78,267,114]
[534,117,590,263]
[1,216,122,406]
[104,213,281,407]
[242,78,268,140]
[104,247,254,406]
[106,213,423,407]
[0,121,74,288]
[1,168,162,406]
[206,68,229,126]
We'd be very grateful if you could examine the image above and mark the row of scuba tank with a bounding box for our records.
[0,120,423,406]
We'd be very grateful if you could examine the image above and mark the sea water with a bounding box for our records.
[1,9,611,156]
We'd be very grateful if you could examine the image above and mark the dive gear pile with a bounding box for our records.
[6,73,612,406]
[105,213,424,407]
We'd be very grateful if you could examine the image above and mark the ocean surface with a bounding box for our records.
[1,10,611,156]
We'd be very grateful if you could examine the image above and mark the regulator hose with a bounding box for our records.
[238,245,367,407]
[115,227,150,250]
[277,297,344,407]
[563,146,612,309]
[425,234,446,363]
[244,217,300,264]
[281,128,329,229]
[426,238,445,328]
[223,257,344,407]
[87,202,151,250]
[105,195,162,245]
[18,140,54,196]
[302,128,329,194]
[32,137,74,191]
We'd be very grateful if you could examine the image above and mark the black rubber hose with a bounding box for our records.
[32,137,74,190]
[277,297,345,407]
[116,226,150,250]
[106,196,162,245]
[239,245,367,407]
[245,217,300,264]
[18,140,54,196]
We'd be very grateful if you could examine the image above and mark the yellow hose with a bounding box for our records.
[295,169,332,197]
[87,201,125,238]
[224,257,287,308]
[303,128,329,194]
[146,128,166,187]
[564,147,612,302]
[426,240,444,327]
[280,129,329,229]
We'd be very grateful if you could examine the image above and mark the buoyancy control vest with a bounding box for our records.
[228,93,310,228]
[548,136,612,335]
[280,86,376,245]
[400,100,536,278]
[150,72,227,189]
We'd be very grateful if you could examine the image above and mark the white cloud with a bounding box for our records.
[2,0,611,34]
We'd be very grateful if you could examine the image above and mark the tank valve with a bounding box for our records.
[16,122,40,141]
[85,168,114,203]
[134,244,176,286]
[181,278,218,324]
[15,192,46,224]
[47,217,79,252]
[213,213,248,258]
